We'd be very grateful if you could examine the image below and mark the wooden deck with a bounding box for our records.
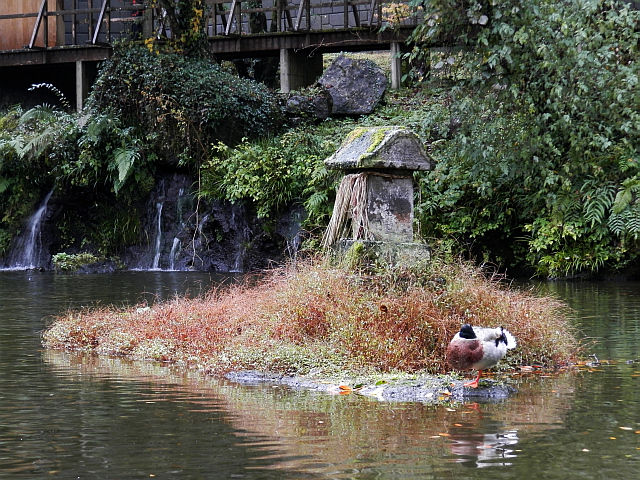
[0,0,416,63]
[0,1,417,107]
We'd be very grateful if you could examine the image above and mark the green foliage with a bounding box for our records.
[52,252,104,272]
[89,45,284,165]
[407,0,640,276]
[0,104,73,254]
[151,1,209,56]
[57,113,152,196]
[200,124,346,222]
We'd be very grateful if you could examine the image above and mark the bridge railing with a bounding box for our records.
[0,0,416,50]
[207,0,416,36]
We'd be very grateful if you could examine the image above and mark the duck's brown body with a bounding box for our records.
[446,338,484,371]
[446,324,516,388]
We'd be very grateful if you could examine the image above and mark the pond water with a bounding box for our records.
[1,272,639,479]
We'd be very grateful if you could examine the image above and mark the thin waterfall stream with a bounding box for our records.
[151,202,163,270]
[3,189,54,270]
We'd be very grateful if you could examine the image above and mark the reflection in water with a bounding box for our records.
[3,273,640,478]
[42,351,579,478]
[449,429,519,468]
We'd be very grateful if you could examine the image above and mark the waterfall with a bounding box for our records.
[231,225,251,273]
[5,189,54,269]
[169,237,181,271]
[286,231,302,263]
[151,202,163,270]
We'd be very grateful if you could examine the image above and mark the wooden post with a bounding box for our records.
[76,60,88,112]
[276,0,281,32]
[29,0,47,48]
[72,0,77,45]
[236,1,242,34]
[43,1,48,47]
[368,0,376,26]
[88,0,94,42]
[106,0,111,43]
[280,48,323,92]
[343,0,348,28]
[55,0,65,46]
[143,5,153,38]
[390,42,402,89]
[225,0,238,35]
[93,0,109,44]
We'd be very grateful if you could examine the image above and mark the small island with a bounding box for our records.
[42,253,579,402]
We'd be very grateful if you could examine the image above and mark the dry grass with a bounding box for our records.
[43,257,579,377]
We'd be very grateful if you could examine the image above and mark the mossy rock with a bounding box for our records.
[325,126,432,172]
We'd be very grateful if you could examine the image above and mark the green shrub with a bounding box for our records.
[52,252,104,272]
[89,45,284,165]
[0,105,72,255]
[407,0,640,276]
[200,124,348,222]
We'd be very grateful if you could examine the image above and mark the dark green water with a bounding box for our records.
[1,273,639,479]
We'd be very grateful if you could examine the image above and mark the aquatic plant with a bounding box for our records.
[43,255,579,376]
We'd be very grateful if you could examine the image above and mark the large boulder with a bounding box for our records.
[317,55,387,115]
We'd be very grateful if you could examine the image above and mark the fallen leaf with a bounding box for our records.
[609,437,617,440]
[438,433,450,437]
[454,423,463,427]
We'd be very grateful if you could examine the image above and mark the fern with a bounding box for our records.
[112,146,141,195]
[612,176,640,214]
[581,180,615,226]
[18,104,56,127]
[0,177,10,194]
[608,212,625,236]
[304,191,328,217]
[551,191,581,225]
[627,205,640,239]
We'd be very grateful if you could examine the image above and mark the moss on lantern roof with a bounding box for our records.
[325,126,432,172]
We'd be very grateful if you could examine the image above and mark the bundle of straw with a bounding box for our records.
[321,173,373,249]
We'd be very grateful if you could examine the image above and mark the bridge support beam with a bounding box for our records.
[390,42,403,90]
[75,60,88,112]
[279,49,323,93]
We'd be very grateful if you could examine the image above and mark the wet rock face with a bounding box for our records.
[121,172,303,272]
[317,55,387,115]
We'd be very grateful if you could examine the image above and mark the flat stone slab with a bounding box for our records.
[225,371,517,404]
[325,126,432,172]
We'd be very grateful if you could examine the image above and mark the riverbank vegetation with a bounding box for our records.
[43,255,579,376]
[1,0,639,278]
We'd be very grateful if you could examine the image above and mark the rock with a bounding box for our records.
[325,126,432,172]
[285,86,332,123]
[318,55,387,115]
[225,370,518,404]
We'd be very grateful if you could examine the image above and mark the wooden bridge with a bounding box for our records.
[0,0,417,110]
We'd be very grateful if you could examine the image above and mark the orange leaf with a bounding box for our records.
[338,385,352,394]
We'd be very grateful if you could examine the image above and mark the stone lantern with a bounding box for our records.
[322,126,432,262]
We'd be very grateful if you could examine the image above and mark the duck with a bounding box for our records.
[446,324,517,388]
